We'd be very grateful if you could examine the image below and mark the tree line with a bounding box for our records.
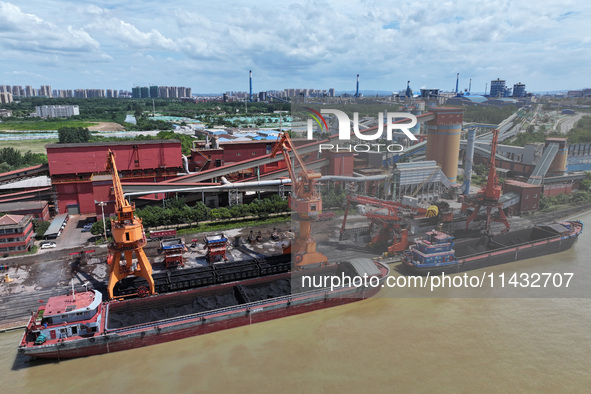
[0,147,47,173]
[90,196,289,234]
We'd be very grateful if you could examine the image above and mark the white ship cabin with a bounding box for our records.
[34,290,102,341]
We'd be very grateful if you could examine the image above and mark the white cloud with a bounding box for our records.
[0,1,101,54]
[1,0,590,92]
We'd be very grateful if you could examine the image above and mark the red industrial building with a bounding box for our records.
[46,140,183,216]
[0,214,35,256]
[0,201,50,221]
[188,139,317,179]
[503,180,542,215]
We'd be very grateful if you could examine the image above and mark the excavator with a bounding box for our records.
[270,132,328,268]
[105,150,156,299]
[464,128,510,233]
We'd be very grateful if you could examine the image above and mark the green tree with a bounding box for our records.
[58,127,91,143]
[91,219,111,236]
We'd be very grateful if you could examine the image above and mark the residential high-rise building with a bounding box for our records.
[0,92,13,104]
[140,86,150,98]
[132,87,141,98]
[150,85,159,98]
[40,85,52,97]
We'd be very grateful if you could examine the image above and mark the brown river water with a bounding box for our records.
[1,212,591,392]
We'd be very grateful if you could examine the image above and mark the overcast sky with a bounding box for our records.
[1,0,590,94]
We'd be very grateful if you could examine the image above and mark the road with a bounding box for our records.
[554,113,583,134]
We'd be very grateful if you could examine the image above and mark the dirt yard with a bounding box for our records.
[87,122,126,132]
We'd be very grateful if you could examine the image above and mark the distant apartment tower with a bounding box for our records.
[40,85,52,97]
[36,105,80,118]
[131,87,141,98]
[12,86,23,97]
[74,89,88,98]
[25,85,36,97]
[513,82,526,97]
[140,86,150,98]
[106,89,118,98]
[489,78,506,98]
[0,92,13,104]
[159,86,169,98]
[150,85,159,98]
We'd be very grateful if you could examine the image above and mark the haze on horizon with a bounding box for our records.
[1,0,590,94]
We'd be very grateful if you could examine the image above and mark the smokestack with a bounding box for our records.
[485,83,488,96]
[355,74,359,97]
[249,70,253,102]
[463,128,476,194]
[468,78,472,94]
[406,81,412,98]
[455,73,459,94]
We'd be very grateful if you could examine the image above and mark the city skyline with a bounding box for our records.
[1,1,590,94]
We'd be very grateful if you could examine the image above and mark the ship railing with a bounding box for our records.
[105,282,366,334]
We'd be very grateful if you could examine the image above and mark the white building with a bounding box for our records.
[35,105,80,118]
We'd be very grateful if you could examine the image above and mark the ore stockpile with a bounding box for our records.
[454,226,564,258]
[107,278,292,329]
[112,254,291,297]
[107,262,352,329]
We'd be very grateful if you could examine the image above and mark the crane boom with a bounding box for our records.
[105,150,155,299]
[270,133,327,267]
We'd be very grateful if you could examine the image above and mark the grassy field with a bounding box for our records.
[0,138,57,154]
[0,120,97,131]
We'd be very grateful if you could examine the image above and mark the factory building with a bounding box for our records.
[46,140,183,216]
[0,201,50,221]
[512,83,526,98]
[489,78,507,98]
[503,180,541,215]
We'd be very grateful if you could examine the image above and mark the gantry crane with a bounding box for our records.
[106,150,155,299]
[270,132,327,268]
[464,128,510,233]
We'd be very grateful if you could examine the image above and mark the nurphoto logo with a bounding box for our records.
[304,107,417,153]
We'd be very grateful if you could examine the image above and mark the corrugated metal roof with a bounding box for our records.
[45,213,69,237]
[0,176,51,190]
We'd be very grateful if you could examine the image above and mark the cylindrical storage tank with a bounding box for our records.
[425,108,463,183]
[546,138,567,176]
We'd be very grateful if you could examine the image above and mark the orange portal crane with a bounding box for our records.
[270,132,327,268]
[464,128,510,233]
[105,150,155,299]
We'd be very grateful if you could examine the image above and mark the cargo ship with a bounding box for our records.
[401,221,583,275]
[18,258,389,359]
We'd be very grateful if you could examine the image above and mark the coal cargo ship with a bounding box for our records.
[401,221,583,275]
[18,259,389,359]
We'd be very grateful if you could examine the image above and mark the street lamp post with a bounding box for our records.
[97,201,108,241]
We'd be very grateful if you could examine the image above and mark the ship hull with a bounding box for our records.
[20,261,388,359]
[402,221,582,275]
